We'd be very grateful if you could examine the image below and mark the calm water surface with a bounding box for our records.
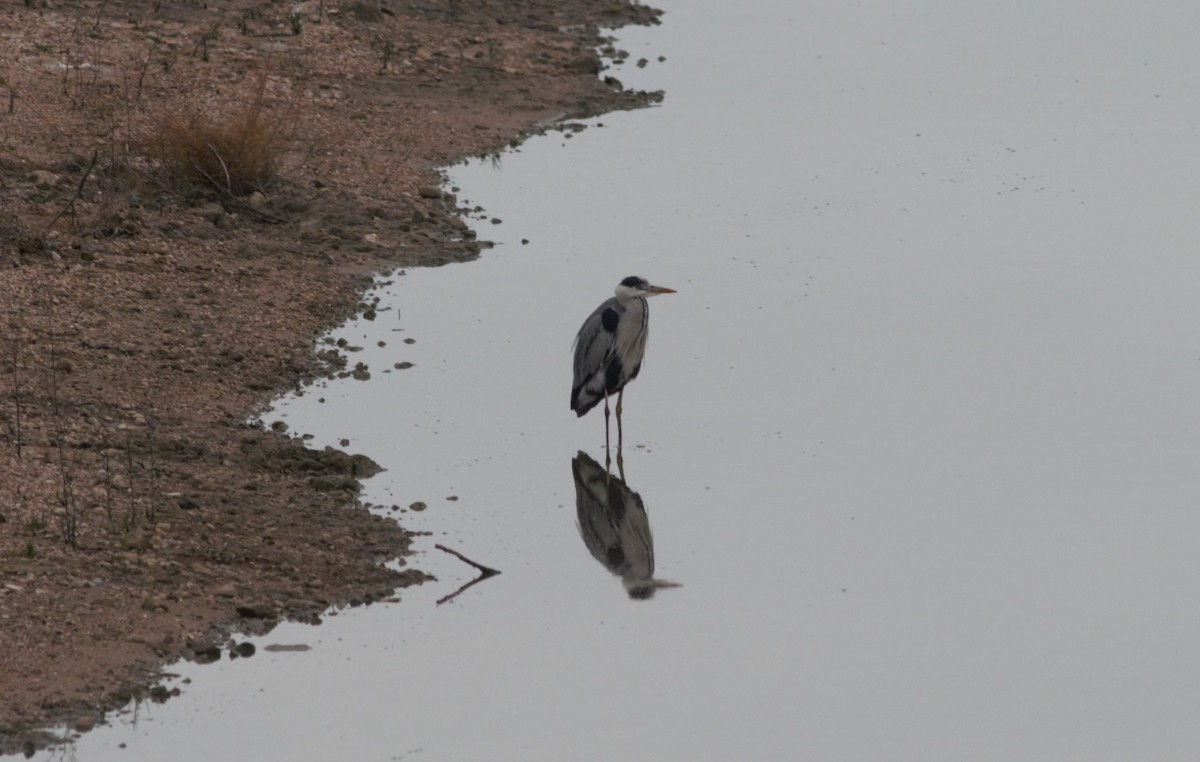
[35,1,1200,760]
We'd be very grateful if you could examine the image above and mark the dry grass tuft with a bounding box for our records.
[149,75,293,198]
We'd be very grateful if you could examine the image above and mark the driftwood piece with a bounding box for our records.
[434,544,500,605]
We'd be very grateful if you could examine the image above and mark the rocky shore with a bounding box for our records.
[0,0,660,753]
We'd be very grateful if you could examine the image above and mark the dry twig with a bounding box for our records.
[44,149,98,233]
[434,544,501,605]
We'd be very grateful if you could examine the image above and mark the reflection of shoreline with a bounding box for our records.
[571,451,680,599]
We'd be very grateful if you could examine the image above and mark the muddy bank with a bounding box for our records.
[0,0,660,754]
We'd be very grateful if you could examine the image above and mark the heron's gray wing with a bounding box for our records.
[572,297,619,387]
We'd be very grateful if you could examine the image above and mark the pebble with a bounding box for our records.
[235,602,277,620]
[120,531,151,551]
[27,169,59,187]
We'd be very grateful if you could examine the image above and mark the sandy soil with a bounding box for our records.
[0,0,660,753]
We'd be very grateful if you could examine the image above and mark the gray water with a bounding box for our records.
[36,2,1200,760]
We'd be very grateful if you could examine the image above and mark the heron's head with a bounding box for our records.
[615,276,677,299]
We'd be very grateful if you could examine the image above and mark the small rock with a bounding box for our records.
[446,495,458,501]
[235,602,277,620]
[186,636,219,656]
[409,501,427,512]
[417,186,443,199]
[74,715,96,732]
[247,191,266,208]
[349,453,383,478]
[231,641,256,658]
[393,361,414,370]
[176,496,199,511]
[149,685,179,701]
[212,583,237,598]
[28,170,59,187]
[120,531,151,551]
[141,596,168,613]
[194,646,221,664]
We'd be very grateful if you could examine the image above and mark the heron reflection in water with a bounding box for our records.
[571,451,680,599]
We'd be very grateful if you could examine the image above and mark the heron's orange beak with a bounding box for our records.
[648,286,677,295]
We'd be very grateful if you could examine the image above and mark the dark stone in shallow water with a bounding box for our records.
[235,602,277,620]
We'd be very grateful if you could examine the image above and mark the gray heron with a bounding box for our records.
[571,276,676,453]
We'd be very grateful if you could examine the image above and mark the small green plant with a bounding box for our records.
[288,10,303,35]
[23,540,37,559]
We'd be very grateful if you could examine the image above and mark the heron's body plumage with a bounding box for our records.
[571,293,649,417]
